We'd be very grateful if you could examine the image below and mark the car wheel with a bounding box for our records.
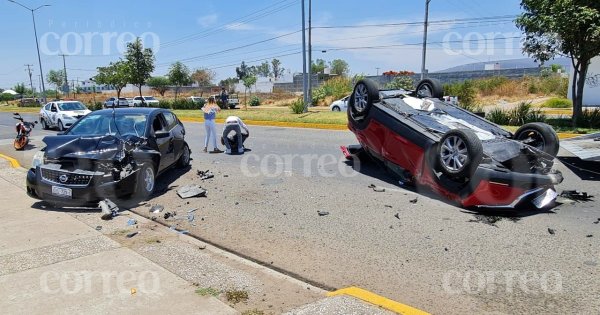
[177,144,191,168]
[437,129,483,180]
[416,78,444,99]
[332,106,340,112]
[57,120,64,131]
[514,122,559,157]
[41,119,49,130]
[349,79,380,117]
[135,163,156,199]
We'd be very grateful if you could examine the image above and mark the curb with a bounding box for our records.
[328,287,430,315]
[178,117,348,131]
[0,153,22,168]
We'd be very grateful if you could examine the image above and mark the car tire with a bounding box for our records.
[177,143,191,168]
[41,119,49,130]
[57,120,65,131]
[437,129,483,180]
[332,106,341,112]
[514,122,559,157]
[416,78,444,99]
[135,163,156,200]
[349,79,380,118]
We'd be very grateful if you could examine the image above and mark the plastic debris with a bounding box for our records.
[177,185,207,199]
[164,212,176,220]
[317,210,330,216]
[126,231,138,238]
[586,234,593,238]
[384,205,393,208]
[394,213,400,220]
[95,226,102,231]
[188,213,195,223]
[594,218,600,224]
[368,184,386,192]
[560,190,593,202]
[150,204,164,213]
[548,228,555,235]
[188,208,198,213]
[409,197,418,204]
[99,199,119,220]
[131,288,137,295]
[169,226,189,234]
[197,170,215,180]
[127,219,137,226]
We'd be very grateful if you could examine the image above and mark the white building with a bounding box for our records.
[569,56,600,106]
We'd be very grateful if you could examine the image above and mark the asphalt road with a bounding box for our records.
[0,112,598,314]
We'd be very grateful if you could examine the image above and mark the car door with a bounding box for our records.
[40,103,51,123]
[163,111,185,163]
[150,113,174,172]
[49,103,59,126]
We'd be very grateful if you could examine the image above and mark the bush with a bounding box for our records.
[158,100,172,109]
[579,108,600,129]
[385,76,414,90]
[444,80,477,111]
[289,98,305,114]
[486,108,511,125]
[508,102,546,125]
[312,76,353,105]
[249,95,260,107]
[88,101,103,111]
[542,98,572,108]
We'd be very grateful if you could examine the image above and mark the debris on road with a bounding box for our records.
[95,226,102,231]
[317,210,330,216]
[560,190,593,202]
[163,211,176,220]
[394,213,400,220]
[177,184,207,199]
[385,205,393,208]
[150,204,164,213]
[187,208,198,214]
[197,169,215,180]
[586,234,593,238]
[548,228,556,235]
[126,231,139,238]
[169,226,189,234]
[594,218,600,224]
[127,218,137,226]
[99,199,119,220]
[409,197,418,204]
[368,184,385,192]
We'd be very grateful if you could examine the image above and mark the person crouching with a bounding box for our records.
[222,115,249,154]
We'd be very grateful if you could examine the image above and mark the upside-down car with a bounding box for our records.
[343,78,563,209]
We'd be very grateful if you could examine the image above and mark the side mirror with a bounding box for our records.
[155,131,170,139]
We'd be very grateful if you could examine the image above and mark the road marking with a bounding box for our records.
[327,286,430,315]
[0,153,22,168]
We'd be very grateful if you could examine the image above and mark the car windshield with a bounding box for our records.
[67,113,148,137]
[145,97,156,101]
[58,102,87,111]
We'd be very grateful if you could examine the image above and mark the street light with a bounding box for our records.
[8,0,50,103]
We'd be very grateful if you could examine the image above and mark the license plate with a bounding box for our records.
[51,186,72,199]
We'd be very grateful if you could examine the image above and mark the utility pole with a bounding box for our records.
[25,64,34,95]
[307,0,312,108]
[376,67,380,76]
[421,0,431,80]
[301,0,308,113]
[59,54,69,97]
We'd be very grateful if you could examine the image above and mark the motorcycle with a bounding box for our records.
[13,113,37,150]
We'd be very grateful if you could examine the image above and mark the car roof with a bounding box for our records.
[52,100,84,104]
[92,108,165,115]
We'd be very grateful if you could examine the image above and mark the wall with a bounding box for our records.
[569,56,600,106]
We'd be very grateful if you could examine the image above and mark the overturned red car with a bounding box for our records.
[343,78,563,209]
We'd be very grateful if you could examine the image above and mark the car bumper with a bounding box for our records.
[26,166,138,206]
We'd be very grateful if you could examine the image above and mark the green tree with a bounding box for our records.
[94,60,129,99]
[271,59,284,80]
[385,76,414,90]
[236,61,249,81]
[124,37,155,98]
[0,93,13,104]
[46,69,65,99]
[516,0,600,126]
[147,76,171,97]
[191,68,216,87]
[242,75,257,110]
[167,61,192,99]
[219,77,239,92]
[329,59,349,77]
[13,83,26,96]
[255,61,271,77]
[311,59,327,74]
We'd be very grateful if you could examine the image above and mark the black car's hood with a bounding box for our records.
[43,135,147,160]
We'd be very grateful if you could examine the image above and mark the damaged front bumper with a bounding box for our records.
[26,164,139,205]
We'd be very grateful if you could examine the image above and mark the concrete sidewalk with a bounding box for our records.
[0,167,237,315]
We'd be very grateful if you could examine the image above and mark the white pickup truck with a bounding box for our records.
[131,96,160,107]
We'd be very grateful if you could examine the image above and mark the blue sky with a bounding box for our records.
[0,0,526,89]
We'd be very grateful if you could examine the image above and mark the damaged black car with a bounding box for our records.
[26,108,191,206]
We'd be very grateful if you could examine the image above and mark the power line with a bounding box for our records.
[317,36,522,52]
[312,15,517,29]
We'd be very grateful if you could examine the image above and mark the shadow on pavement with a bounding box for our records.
[557,156,600,181]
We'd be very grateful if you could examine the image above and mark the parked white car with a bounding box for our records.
[329,96,349,111]
[132,96,160,107]
[103,97,129,108]
[188,96,205,104]
[39,101,91,131]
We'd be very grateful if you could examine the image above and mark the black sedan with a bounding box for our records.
[26,108,191,206]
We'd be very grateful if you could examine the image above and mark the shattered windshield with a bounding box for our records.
[67,113,148,137]
[58,102,87,111]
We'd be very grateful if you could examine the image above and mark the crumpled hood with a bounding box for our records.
[43,135,122,160]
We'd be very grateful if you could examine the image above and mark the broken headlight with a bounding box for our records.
[32,150,45,169]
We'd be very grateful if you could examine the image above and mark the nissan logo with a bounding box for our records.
[58,174,69,183]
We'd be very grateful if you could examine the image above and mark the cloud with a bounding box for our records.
[197,14,218,27]
[225,22,257,31]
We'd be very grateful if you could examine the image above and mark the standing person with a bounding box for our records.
[220,87,228,109]
[222,115,249,154]
[202,97,223,153]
